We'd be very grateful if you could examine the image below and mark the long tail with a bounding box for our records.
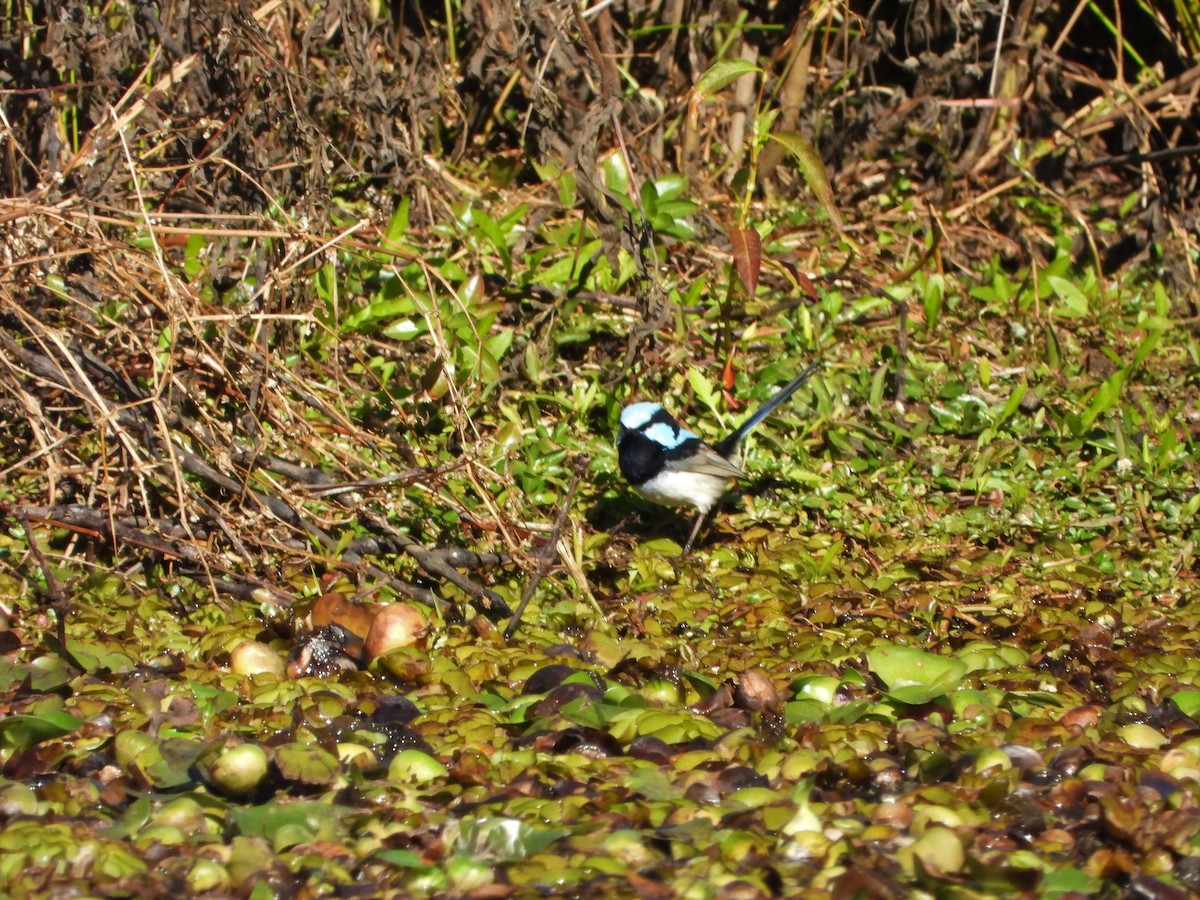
[714,360,821,457]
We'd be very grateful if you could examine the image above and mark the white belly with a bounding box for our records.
[636,469,728,515]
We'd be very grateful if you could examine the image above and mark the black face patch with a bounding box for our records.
[617,429,701,485]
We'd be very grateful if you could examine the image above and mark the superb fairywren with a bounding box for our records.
[617,361,821,553]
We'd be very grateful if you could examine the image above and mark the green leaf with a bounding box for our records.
[274,744,340,786]
[825,699,875,724]
[0,710,82,751]
[485,327,514,363]
[867,644,967,704]
[869,365,887,410]
[190,680,239,724]
[382,317,425,341]
[766,131,843,230]
[0,656,73,692]
[1040,867,1104,898]
[1047,275,1090,317]
[694,59,761,100]
[65,640,135,674]
[231,802,351,842]
[600,151,632,199]
[1172,690,1200,718]
[1131,327,1161,367]
[455,816,571,861]
[1042,321,1062,367]
[341,295,421,335]
[382,197,410,252]
[622,767,675,801]
[784,698,832,723]
[183,233,207,280]
[469,206,510,267]
[995,380,1027,426]
[922,273,944,332]
[374,849,427,868]
[687,367,720,416]
[1081,368,1130,427]
[607,707,723,743]
[146,737,210,789]
[639,180,659,221]
[684,671,720,698]
[653,173,688,202]
[315,260,336,303]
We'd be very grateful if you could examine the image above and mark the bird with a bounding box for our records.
[616,361,821,553]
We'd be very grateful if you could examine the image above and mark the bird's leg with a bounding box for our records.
[682,511,709,555]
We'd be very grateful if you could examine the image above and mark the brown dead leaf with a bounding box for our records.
[728,225,762,296]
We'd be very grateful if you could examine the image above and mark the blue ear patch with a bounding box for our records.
[619,402,700,451]
[644,420,697,450]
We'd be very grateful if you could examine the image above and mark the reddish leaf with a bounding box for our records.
[721,354,742,409]
[728,226,762,296]
[797,270,818,301]
[775,259,819,301]
[626,872,675,900]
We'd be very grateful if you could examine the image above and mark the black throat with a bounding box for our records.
[618,430,703,485]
